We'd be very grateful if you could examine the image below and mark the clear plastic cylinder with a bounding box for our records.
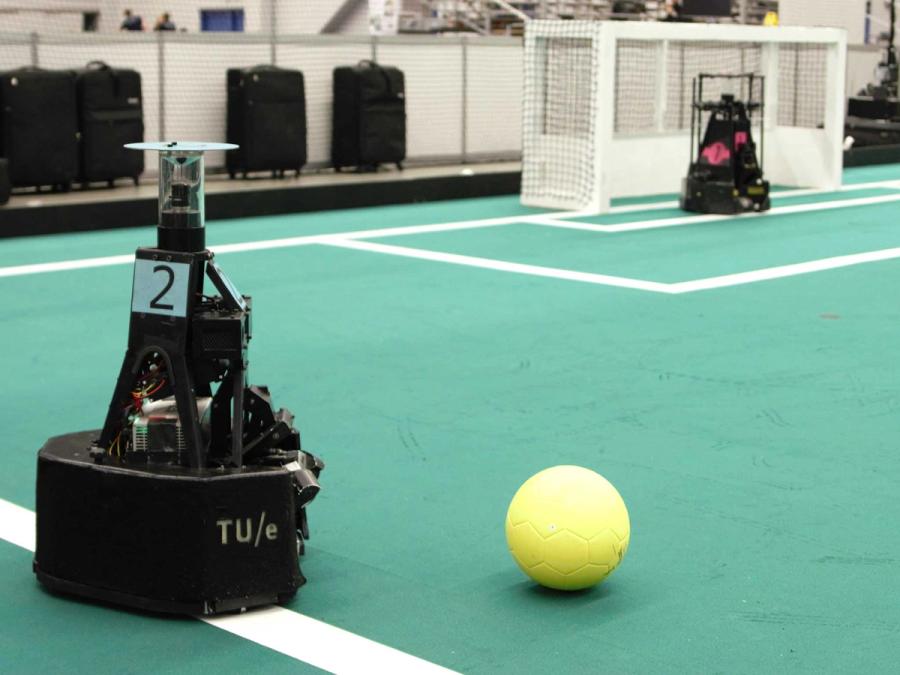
[159,150,204,230]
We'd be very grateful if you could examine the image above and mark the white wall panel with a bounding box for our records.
[779,0,866,44]
[377,41,463,159]
[0,35,30,71]
[277,38,372,165]
[0,10,84,33]
[163,39,270,168]
[341,0,371,35]
[466,42,522,156]
[847,46,881,97]
[276,0,353,34]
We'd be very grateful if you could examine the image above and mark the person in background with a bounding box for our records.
[154,13,176,31]
[662,0,684,21]
[120,9,144,31]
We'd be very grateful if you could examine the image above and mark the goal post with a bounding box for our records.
[521,21,848,213]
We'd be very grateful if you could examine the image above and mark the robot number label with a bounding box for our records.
[131,259,191,317]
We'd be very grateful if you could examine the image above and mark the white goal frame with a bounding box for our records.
[521,21,848,213]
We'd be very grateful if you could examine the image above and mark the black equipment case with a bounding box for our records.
[0,158,9,205]
[0,68,79,191]
[845,113,900,148]
[76,61,144,186]
[844,2,900,148]
[332,61,406,171]
[226,65,307,178]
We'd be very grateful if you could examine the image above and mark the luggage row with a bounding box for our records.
[0,62,143,194]
[229,61,406,178]
[0,60,406,202]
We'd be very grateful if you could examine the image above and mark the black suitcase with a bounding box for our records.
[332,61,406,171]
[76,61,144,186]
[226,65,306,178]
[0,68,79,191]
[0,158,9,205]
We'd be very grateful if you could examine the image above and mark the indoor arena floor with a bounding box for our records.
[2,163,900,673]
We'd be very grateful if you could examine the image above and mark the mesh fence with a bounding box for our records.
[777,43,828,129]
[522,27,598,209]
[524,20,842,211]
[277,37,373,168]
[543,38,594,137]
[612,39,828,134]
[613,40,764,134]
[614,40,660,134]
[0,26,522,173]
[662,42,762,132]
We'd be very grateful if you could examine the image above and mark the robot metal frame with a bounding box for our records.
[33,142,324,616]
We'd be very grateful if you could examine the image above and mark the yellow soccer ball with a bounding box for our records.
[505,465,630,591]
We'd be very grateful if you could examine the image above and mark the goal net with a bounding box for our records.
[521,21,847,213]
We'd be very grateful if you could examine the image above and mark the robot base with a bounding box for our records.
[680,176,770,215]
[34,431,303,615]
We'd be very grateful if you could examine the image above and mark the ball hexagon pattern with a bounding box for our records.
[505,465,630,591]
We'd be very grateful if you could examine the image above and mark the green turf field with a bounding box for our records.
[2,165,900,673]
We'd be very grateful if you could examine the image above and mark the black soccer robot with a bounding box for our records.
[33,142,323,615]
[680,73,770,215]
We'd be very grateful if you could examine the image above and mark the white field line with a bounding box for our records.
[0,499,36,551]
[2,179,900,282]
[601,178,900,215]
[776,179,900,196]
[668,246,900,293]
[0,254,136,278]
[0,498,457,674]
[324,238,900,295]
[528,214,725,231]
[6,185,895,280]
[207,606,456,674]
[322,238,674,293]
[0,212,586,279]
[211,214,534,255]
[532,191,900,234]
